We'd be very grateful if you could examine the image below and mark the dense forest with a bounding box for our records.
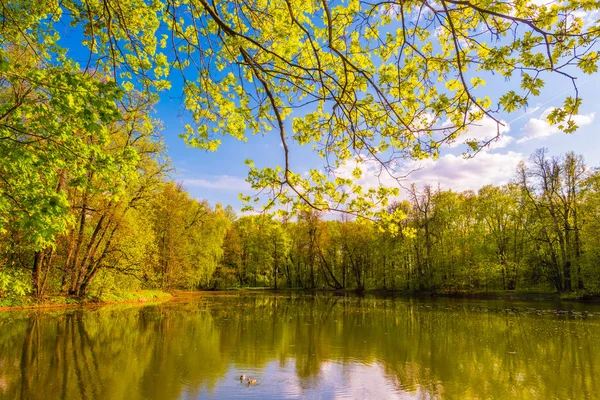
[2,133,600,300]
[223,149,600,294]
[2,0,600,302]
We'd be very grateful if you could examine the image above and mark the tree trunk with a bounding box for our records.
[32,251,44,297]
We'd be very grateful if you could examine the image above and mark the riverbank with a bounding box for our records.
[210,287,600,303]
[3,287,599,312]
[372,289,600,303]
[0,289,172,311]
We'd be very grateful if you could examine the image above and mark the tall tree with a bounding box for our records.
[477,184,525,290]
[519,149,587,292]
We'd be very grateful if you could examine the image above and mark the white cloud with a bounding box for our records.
[402,151,523,192]
[447,115,513,149]
[181,175,250,190]
[530,0,555,5]
[517,107,595,143]
[487,135,515,150]
[336,151,524,196]
[572,9,599,29]
[379,4,398,15]
[412,111,437,130]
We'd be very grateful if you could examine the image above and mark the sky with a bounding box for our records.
[162,68,600,212]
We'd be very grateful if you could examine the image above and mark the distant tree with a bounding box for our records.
[519,149,587,292]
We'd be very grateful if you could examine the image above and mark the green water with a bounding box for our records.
[0,292,599,399]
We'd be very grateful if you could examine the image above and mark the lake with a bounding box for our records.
[0,292,599,399]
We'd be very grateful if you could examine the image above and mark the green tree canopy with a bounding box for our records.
[3,0,600,223]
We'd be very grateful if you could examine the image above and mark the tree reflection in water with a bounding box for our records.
[0,293,598,399]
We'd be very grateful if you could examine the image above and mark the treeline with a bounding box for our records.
[2,138,600,300]
[215,149,600,294]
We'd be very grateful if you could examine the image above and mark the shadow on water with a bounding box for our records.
[0,292,599,399]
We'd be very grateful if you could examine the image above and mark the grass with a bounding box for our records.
[0,297,28,307]
[0,289,172,311]
[90,289,172,303]
[559,289,600,301]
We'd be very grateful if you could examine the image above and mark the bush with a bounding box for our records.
[0,268,32,301]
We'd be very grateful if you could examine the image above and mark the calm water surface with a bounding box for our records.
[1,292,599,399]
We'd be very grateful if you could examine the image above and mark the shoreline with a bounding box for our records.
[0,290,173,312]
[205,287,600,303]
[3,288,600,312]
